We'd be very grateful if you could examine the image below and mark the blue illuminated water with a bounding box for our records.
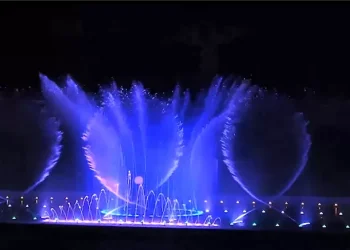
[0,98,62,195]
[39,74,311,221]
[222,89,311,203]
[83,81,184,200]
[40,74,98,191]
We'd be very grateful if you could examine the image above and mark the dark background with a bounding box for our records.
[0,3,349,197]
[2,223,350,250]
[1,3,349,96]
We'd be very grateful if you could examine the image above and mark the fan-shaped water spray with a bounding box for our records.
[41,74,98,191]
[40,74,96,133]
[83,81,184,200]
[178,77,254,206]
[222,89,311,203]
[0,98,62,194]
[38,74,312,227]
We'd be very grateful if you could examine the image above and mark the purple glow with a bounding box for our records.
[38,75,313,227]
[222,90,312,202]
[24,117,63,194]
[82,81,184,199]
[42,219,219,228]
[38,189,220,226]
[182,77,253,205]
[40,74,96,131]
[40,74,98,191]
[0,96,62,193]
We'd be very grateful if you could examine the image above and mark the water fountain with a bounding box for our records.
[222,89,311,204]
[37,75,313,229]
[82,81,185,196]
[39,75,226,227]
[40,187,220,227]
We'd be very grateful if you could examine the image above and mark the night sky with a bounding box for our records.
[0,3,350,97]
[0,3,350,196]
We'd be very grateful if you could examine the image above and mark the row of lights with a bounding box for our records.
[3,196,345,215]
[263,209,344,216]
[232,221,350,229]
[5,196,89,200]
[204,200,341,207]
[9,213,350,230]
[203,208,344,216]
[7,203,343,218]
[205,208,247,214]
[4,197,344,208]
[248,223,350,229]
[204,199,342,215]
[3,196,342,207]
[10,217,220,228]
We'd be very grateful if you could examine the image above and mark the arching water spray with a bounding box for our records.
[0,88,63,194]
[222,89,311,203]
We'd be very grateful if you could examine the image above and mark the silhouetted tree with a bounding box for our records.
[50,18,83,38]
[174,21,242,81]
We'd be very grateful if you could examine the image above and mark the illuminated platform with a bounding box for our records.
[1,190,350,231]
[41,219,219,228]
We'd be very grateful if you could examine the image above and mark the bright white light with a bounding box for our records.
[299,222,310,228]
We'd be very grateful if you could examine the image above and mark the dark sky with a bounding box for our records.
[0,3,349,97]
[0,3,349,196]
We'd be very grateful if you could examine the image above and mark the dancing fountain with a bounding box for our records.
[41,186,220,227]
[222,89,311,226]
[33,75,314,229]
[40,76,226,227]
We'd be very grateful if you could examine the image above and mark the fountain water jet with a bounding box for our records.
[0,96,62,194]
[222,89,312,204]
[83,81,184,200]
[40,187,218,227]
